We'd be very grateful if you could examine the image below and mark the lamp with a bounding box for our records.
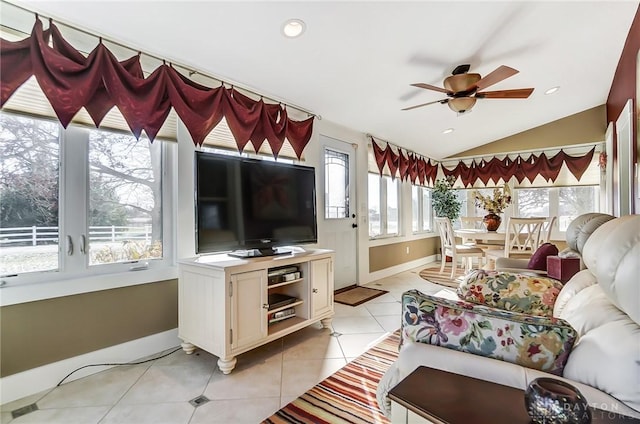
[448,97,477,113]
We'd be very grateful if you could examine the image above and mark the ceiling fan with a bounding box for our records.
[402,64,534,114]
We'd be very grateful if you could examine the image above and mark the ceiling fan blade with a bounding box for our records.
[401,98,448,111]
[475,65,519,91]
[476,88,534,99]
[410,83,449,94]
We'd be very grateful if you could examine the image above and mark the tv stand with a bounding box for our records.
[178,248,335,374]
[227,247,289,259]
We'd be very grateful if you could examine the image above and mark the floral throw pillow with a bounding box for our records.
[401,289,577,375]
[457,270,563,317]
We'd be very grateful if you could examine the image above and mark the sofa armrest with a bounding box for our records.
[495,258,548,276]
[401,289,577,375]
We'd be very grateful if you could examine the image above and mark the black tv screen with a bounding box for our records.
[195,151,317,255]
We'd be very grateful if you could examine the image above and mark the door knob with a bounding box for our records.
[352,223,358,228]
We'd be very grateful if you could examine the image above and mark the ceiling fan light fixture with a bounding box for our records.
[444,73,481,92]
[448,97,476,113]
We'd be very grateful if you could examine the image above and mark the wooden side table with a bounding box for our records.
[388,366,639,424]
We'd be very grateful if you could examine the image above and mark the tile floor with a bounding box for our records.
[1,266,451,424]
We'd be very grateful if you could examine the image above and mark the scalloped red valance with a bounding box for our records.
[371,138,438,185]
[0,19,314,158]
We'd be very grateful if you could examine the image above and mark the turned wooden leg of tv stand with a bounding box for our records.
[181,341,196,355]
[320,317,333,329]
[217,357,237,374]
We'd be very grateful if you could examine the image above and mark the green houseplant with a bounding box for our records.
[432,176,462,221]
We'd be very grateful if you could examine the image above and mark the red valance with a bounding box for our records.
[370,138,438,185]
[0,19,314,158]
[442,148,596,187]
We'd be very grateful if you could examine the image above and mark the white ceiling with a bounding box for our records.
[6,1,639,159]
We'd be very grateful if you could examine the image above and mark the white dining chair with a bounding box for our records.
[538,216,557,246]
[485,217,546,263]
[435,217,485,279]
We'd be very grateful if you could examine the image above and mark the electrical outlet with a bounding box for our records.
[406,246,410,254]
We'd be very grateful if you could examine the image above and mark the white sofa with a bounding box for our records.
[377,214,640,418]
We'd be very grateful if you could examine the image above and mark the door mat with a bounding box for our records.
[334,286,388,306]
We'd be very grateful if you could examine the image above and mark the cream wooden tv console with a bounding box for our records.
[178,248,334,374]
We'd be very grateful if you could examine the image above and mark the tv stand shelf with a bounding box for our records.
[178,248,334,374]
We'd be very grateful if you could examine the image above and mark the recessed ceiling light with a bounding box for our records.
[282,19,306,38]
[545,86,560,95]
[442,128,454,134]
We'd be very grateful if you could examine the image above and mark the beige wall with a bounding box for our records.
[369,238,438,273]
[0,280,177,377]
[450,105,606,158]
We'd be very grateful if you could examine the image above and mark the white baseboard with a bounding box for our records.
[0,328,180,405]
[364,255,438,284]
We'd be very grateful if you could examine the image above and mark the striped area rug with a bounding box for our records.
[417,264,466,289]
[262,331,401,424]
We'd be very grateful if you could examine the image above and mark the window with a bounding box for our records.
[412,185,432,233]
[324,149,349,219]
[514,186,599,234]
[368,173,400,237]
[0,112,171,281]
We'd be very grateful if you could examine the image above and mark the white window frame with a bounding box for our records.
[412,185,433,234]
[0,112,176,303]
[368,173,400,239]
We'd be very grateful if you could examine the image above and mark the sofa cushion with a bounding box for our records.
[401,289,577,375]
[458,270,563,317]
[581,215,640,324]
[553,269,597,318]
[527,243,559,271]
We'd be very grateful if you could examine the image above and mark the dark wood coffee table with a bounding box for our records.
[387,366,639,424]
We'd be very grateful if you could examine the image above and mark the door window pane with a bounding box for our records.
[88,130,163,265]
[558,186,599,231]
[324,149,349,219]
[0,114,60,275]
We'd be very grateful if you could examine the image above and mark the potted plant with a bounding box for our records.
[432,176,462,221]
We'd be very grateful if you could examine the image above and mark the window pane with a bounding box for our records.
[0,114,60,275]
[88,130,163,265]
[385,177,399,235]
[411,186,419,232]
[516,188,549,217]
[324,149,349,219]
[558,186,599,231]
[422,189,432,232]
[368,173,381,237]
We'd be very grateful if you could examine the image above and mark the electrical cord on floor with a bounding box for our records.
[56,346,182,387]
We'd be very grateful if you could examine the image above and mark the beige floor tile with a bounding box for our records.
[331,316,384,334]
[203,354,282,400]
[280,358,346,397]
[118,364,214,405]
[100,402,193,424]
[332,303,372,317]
[9,406,109,424]
[279,394,298,408]
[364,301,402,316]
[282,327,344,360]
[190,397,281,424]
[0,390,50,415]
[374,315,402,333]
[336,332,387,358]
[38,365,149,409]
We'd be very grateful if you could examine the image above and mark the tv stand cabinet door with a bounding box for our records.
[230,270,268,352]
[310,258,334,318]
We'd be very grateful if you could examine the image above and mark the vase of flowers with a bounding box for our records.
[472,184,512,231]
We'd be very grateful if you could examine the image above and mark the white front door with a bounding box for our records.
[319,136,358,290]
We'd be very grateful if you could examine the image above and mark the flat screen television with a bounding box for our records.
[195,151,318,257]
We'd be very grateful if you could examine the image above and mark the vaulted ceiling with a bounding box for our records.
[6,1,639,159]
